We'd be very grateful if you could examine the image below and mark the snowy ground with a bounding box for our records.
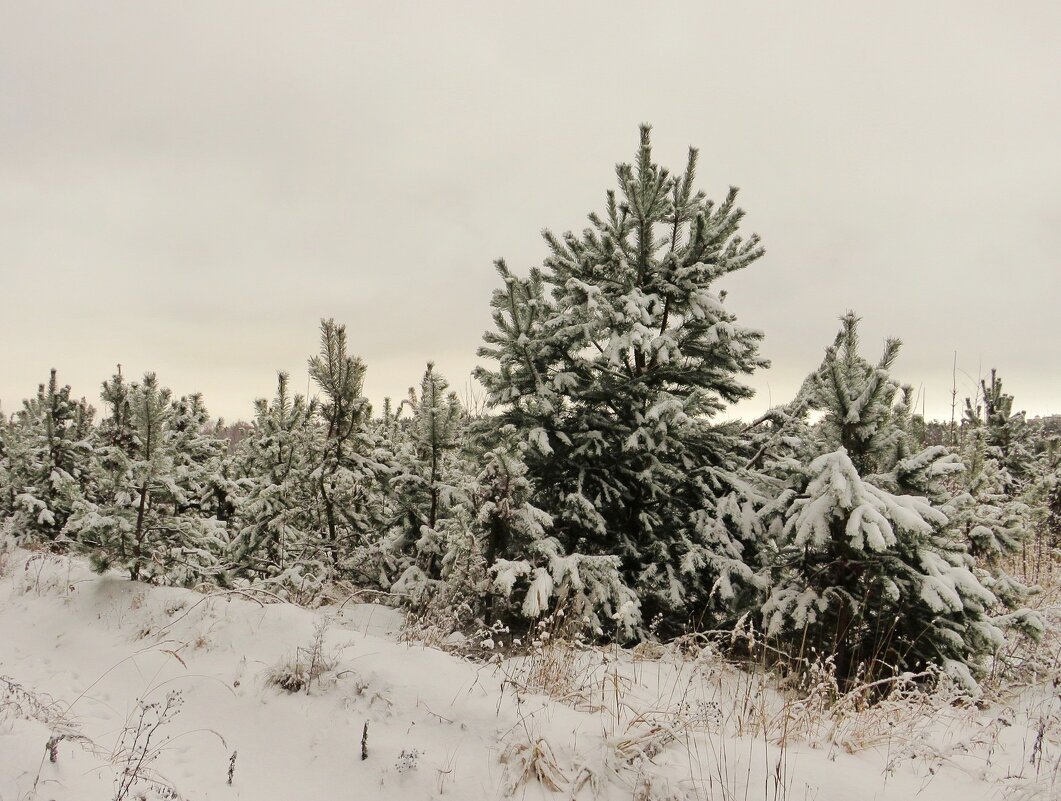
[1,546,1057,801]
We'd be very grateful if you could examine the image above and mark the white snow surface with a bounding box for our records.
[0,547,1054,801]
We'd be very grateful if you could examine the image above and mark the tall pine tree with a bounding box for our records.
[477,126,768,629]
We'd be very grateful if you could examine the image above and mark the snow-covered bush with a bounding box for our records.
[491,538,640,639]
[475,435,640,638]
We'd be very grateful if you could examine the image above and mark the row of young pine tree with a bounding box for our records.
[2,127,1059,691]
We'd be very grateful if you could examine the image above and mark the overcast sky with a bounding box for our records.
[2,2,1058,424]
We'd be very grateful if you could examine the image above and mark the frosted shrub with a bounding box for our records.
[491,537,640,639]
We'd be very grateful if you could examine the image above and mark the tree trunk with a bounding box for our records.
[132,481,148,581]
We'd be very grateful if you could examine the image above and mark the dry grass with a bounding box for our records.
[0,674,101,758]
[500,729,569,793]
[482,589,1061,801]
[265,619,338,694]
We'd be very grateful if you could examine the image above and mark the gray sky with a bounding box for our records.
[2,2,1059,424]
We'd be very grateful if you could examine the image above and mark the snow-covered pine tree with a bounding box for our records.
[1026,427,1061,572]
[307,319,392,580]
[163,392,232,584]
[952,370,1045,602]
[0,412,10,529]
[963,370,1035,495]
[375,396,404,524]
[169,394,228,517]
[761,314,1019,691]
[231,372,325,597]
[0,370,94,545]
[1040,449,1061,553]
[953,421,1027,561]
[99,367,135,453]
[476,126,768,630]
[69,372,173,579]
[388,363,467,581]
[68,372,228,585]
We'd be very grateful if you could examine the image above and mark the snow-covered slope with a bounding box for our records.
[0,546,1055,800]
